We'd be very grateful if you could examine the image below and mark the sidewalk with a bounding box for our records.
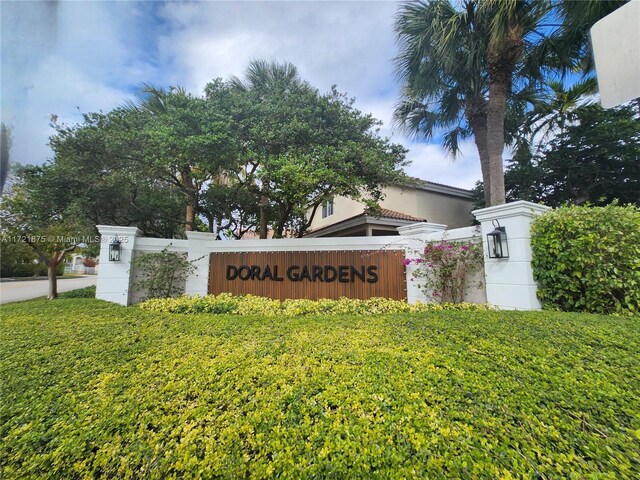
[0,276,97,304]
[0,275,92,283]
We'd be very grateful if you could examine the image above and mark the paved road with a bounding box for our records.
[0,276,98,304]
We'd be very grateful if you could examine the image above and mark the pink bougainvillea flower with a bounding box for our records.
[402,258,412,266]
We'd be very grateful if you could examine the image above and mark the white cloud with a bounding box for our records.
[1,1,157,165]
[1,0,485,189]
[8,56,131,164]
[404,140,482,190]
[157,1,399,97]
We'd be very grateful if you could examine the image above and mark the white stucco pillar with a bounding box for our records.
[185,231,215,296]
[397,222,448,304]
[96,225,142,306]
[472,201,551,310]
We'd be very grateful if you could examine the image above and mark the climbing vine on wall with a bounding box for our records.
[404,239,483,303]
[131,247,197,300]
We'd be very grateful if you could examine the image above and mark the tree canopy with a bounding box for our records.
[0,164,93,298]
[224,60,407,238]
[394,0,630,207]
[11,60,407,242]
[507,104,640,207]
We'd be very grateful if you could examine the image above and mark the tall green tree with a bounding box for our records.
[554,0,629,74]
[507,104,640,206]
[394,0,543,207]
[395,0,492,205]
[224,60,408,238]
[50,109,186,238]
[0,165,90,298]
[476,0,557,205]
[125,84,240,232]
[227,60,312,238]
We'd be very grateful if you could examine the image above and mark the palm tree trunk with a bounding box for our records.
[486,76,508,206]
[477,136,491,207]
[466,97,491,206]
[486,28,523,206]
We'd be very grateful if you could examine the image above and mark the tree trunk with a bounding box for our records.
[486,29,523,206]
[258,193,268,239]
[47,262,58,300]
[185,201,196,232]
[181,167,197,232]
[466,97,491,206]
[477,136,491,207]
[486,76,507,206]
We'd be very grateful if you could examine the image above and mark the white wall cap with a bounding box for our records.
[186,231,217,241]
[397,222,447,236]
[96,225,143,237]
[473,200,551,222]
[135,238,189,250]
[423,225,480,242]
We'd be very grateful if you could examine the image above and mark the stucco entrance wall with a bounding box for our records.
[96,201,548,310]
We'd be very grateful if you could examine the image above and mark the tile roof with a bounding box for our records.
[371,208,427,222]
[306,208,426,236]
[399,177,473,197]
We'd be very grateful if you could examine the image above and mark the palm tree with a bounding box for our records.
[395,0,492,205]
[396,0,629,206]
[395,0,533,207]
[554,0,629,74]
[525,77,597,149]
[478,0,559,205]
[229,59,302,96]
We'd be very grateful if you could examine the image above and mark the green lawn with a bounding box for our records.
[1,299,638,479]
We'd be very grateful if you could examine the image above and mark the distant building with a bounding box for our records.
[305,178,474,238]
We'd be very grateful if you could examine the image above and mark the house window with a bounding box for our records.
[322,199,334,218]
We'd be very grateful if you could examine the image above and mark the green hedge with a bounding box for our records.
[531,204,640,314]
[58,285,96,299]
[1,299,639,478]
[0,261,65,278]
[139,293,492,316]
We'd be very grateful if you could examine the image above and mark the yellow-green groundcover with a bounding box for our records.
[139,293,492,316]
[1,298,639,478]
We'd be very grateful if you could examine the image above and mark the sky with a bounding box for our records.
[1,0,483,189]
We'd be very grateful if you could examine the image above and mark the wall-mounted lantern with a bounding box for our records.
[487,220,509,259]
[109,238,122,262]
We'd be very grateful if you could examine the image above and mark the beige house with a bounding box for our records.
[305,178,474,237]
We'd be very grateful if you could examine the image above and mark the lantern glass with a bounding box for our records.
[109,239,121,262]
[487,226,509,259]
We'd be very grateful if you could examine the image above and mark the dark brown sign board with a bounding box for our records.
[209,250,407,300]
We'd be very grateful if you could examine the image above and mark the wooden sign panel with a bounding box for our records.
[209,250,406,300]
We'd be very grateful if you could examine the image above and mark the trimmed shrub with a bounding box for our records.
[531,204,640,314]
[2,299,639,478]
[0,261,65,278]
[34,262,65,277]
[0,261,35,278]
[58,285,96,299]
[138,293,491,316]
